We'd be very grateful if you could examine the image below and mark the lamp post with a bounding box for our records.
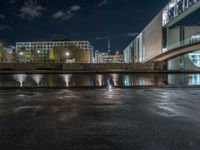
[19,52,23,63]
[37,50,41,63]
[65,52,70,63]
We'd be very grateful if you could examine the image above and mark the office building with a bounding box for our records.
[16,40,94,63]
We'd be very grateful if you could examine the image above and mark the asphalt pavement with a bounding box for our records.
[0,88,200,150]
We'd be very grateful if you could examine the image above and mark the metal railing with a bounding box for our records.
[162,0,200,26]
[144,36,200,62]
[167,36,200,51]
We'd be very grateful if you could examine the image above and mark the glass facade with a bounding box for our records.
[188,32,200,68]
[162,0,200,26]
[188,50,200,68]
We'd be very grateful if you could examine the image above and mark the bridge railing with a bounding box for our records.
[167,36,200,51]
[144,36,200,62]
[162,0,200,26]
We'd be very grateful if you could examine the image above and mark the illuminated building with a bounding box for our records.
[16,40,94,63]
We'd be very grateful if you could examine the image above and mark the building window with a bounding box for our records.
[188,51,200,68]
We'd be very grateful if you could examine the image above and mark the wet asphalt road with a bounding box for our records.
[0,88,200,150]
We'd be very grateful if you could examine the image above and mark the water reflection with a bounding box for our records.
[123,75,131,86]
[13,74,27,87]
[59,74,72,87]
[0,73,199,88]
[31,74,43,87]
[96,75,104,86]
[111,74,119,86]
[188,74,200,85]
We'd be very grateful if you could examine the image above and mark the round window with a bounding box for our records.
[188,51,200,68]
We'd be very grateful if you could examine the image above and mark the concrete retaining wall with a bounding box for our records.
[0,63,164,72]
[0,63,62,70]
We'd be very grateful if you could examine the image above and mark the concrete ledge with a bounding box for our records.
[0,63,161,72]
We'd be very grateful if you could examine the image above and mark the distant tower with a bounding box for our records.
[107,39,111,54]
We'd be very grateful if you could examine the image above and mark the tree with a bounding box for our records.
[19,47,31,63]
[49,48,55,62]
[67,44,88,63]
[0,42,4,63]
[12,49,18,63]
[48,44,89,63]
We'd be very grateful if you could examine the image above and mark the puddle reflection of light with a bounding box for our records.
[31,74,43,86]
[60,74,72,87]
[152,91,181,117]
[13,74,27,87]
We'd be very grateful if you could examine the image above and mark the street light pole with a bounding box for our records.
[65,52,70,63]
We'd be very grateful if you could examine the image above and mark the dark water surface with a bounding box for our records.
[0,88,200,150]
[0,73,200,87]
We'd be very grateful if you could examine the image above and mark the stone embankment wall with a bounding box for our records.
[0,62,164,72]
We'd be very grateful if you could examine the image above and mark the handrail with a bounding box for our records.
[144,37,200,62]
[167,37,200,51]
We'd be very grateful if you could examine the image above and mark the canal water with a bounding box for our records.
[0,73,200,87]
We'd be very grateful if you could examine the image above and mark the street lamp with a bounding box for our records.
[65,52,70,57]
[65,52,70,63]
[37,50,41,63]
[19,52,24,63]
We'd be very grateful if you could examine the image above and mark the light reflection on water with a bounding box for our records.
[0,73,199,88]
[13,74,27,87]
[31,74,43,87]
[59,74,72,87]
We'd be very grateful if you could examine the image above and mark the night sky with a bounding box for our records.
[0,0,178,51]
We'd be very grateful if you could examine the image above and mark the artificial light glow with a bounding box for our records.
[65,52,70,57]
[60,74,72,87]
[108,84,112,91]
[32,74,43,86]
[96,75,104,86]
[111,74,119,86]
[13,74,27,87]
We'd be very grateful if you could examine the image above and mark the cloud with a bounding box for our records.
[0,25,11,31]
[52,11,74,20]
[96,0,108,7]
[0,15,5,19]
[95,32,139,41]
[95,36,108,40]
[19,0,45,20]
[52,5,81,21]
[70,5,81,12]
[126,32,139,37]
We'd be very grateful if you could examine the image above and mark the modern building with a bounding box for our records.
[167,26,200,70]
[123,41,134,63]
[3,46,15,63]
[95,50,109,63]
[16,40,94,63]
[123,0,200,71]
[95,50,124,63]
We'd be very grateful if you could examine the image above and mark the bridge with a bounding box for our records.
[123,0,200,70]
[146,36,200,62]
[163,0,200,27]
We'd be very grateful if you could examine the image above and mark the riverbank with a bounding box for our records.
[0,63,200,73]
[1,70,200,74]
[0,62,164,72]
